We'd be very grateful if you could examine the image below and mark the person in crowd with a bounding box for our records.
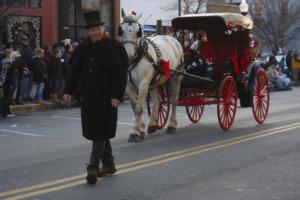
[62,44,74,81]
[278,57,286,74]
[267,55,278,67]
[266,64,293,90]
[42,44,52,100]
[0,49,15,117]
[285,50,293,79]
[63,10,128,185]
[50,47,65,104]
[291,50,300,84]
[13,50,27,105]
[32,48,48,103]
[16,35,34,102]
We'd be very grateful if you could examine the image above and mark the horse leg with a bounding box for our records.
[147,88,160,134]
[167,73,183,134]
[128,80,150,142]
[126,85,146,142]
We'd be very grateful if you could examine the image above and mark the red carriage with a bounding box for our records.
[147,13,270,131]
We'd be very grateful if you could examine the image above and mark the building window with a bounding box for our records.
[224,0,241,4]
[81,0,100,10]
[15,0,41,8]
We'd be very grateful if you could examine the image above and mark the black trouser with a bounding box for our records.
[15,76,23,103]
[89,139,114,168]
[2,83,12,116]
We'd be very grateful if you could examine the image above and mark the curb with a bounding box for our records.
[10,102,58,114]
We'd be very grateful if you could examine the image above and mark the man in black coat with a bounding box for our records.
[64,11,128,185]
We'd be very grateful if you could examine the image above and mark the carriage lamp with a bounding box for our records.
[239,0,249,16]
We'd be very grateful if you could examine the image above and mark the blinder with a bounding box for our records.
[118,23,142,38]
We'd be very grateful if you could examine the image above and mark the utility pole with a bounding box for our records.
[178,0,181,16]
[156,19,163,35]
[74,0,79,41]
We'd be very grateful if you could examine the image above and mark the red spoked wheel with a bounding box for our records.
[252,69,270,124]
[147,85,170,129]
[217,76,238,131]
[185,91,205,123]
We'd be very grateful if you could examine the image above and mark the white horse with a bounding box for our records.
[120,10,184,142]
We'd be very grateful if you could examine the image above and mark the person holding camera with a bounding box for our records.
[1,49,15,117]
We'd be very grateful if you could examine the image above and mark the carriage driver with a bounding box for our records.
[63,10,129,185]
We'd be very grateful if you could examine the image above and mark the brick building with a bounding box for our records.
[0,0,58,47]
[58,0,121,42]
[0,0,121,48]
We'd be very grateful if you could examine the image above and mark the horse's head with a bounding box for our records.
[119,9,143,63]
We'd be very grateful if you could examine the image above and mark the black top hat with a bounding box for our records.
[84,11,105,29]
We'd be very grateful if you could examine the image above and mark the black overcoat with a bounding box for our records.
[65,38,128,141]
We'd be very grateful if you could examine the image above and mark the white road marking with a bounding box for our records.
[118,122,134,125]
[51,115,81,120]
[0,129,44,137]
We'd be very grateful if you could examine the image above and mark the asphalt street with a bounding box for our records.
[0,87,300,200]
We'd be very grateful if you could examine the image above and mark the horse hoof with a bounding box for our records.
[140,132,145,140]
[147,126,158,134]
[128,134,141,142]
[166,126,176,134]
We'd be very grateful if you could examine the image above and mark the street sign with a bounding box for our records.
[81,0,100,10]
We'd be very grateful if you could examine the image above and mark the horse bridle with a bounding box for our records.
[119,20,144,65]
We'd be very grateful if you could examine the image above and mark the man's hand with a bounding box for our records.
[111,98,121,107]
[63,94,72,103]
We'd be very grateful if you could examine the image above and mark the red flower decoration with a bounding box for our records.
[237,25,243,30]
[161,59,171,80]
[131,11,137,16]
[226,24,233,30]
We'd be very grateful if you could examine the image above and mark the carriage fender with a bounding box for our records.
[247,63,260,91]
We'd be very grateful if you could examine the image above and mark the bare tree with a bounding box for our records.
[160,0,207,14]
[249,0,300,52]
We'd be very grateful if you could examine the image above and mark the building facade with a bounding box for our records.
[58,0,121,42]
[206,0,242,13]
[0,0,58,48]
[0,0,121,48]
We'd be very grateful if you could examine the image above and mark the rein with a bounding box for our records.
[127,37,166,92]
[120,19,166,91]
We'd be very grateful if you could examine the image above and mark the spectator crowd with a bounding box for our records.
[1,33,300,118]
[262,50,300,91]
[0,35,77,118]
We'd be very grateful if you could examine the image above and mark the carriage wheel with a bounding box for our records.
[252,69,270,124]
[217,76,238,131]
[147,85,170,129]
[185,91,205,123]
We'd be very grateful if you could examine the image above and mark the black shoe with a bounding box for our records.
[86,165,99,185]
[3,113,15,118]
[97,164,117,177]
[15,101,24,105]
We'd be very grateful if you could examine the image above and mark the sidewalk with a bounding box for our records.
[10,101,62,114]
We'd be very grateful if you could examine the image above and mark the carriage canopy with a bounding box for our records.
[172,13,253,33]
[172,13,255,78]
